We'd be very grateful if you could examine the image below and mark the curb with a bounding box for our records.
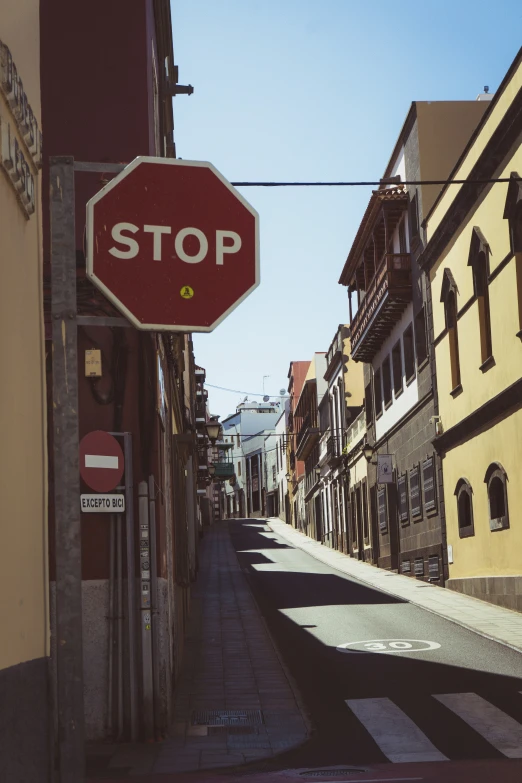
[265,518,522,657]
[229,521,313,753]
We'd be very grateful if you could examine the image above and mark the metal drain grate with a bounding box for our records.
[191,709,264,727]
[300,772,368,779]
[208,725,258,736]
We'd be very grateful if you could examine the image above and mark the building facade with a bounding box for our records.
[41,0,199,744]
[275,401,290,522]
[339,99,490,580]
[222,401,282,518]
[423,50,522,609]
[286,361,310,529]
[295,353,327,540]
[317,326,364,552]
[0,7,50,780]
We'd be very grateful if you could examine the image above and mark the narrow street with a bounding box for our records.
[229,519,522,771]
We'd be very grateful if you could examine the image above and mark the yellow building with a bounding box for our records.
[423,48,522,609]
[0,4,50,777]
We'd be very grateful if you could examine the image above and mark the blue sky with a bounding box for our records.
[170,0,521,419]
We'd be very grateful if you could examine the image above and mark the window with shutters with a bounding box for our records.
[422,456,437,513]
[485,462,510,532]
[409,464,422,519]
[382,356,392,408]
[365,381,373,426]
[409,192,419,241]
[362,479,369,541]
[374,368,383,418]
[397,474,409,524]
[377,487,388,533]
[415,306,428,367]
[455,478,474,538]
[392,340,403,397]
[350,490,357,547]
[403,324,416,384]
[503,173,522,334]
[414,557,424,576]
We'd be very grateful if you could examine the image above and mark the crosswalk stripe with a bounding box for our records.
[345,697,448,763]
[434,693,522,758]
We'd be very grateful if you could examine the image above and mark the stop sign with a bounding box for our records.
[86,157,259,331]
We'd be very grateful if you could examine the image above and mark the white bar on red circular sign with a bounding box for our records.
[85,454,119,469]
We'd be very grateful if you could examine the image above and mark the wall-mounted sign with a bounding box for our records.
[377,454,393,484]
[81,494,125,513]
[85,349,102,377]
[0,41,43,219]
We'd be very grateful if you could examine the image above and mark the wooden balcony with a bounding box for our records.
[350,253,411,362]
[296,412,320,461]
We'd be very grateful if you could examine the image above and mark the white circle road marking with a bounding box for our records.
[337,639,441,654]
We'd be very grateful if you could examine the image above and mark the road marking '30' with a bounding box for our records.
[337,639,441,654]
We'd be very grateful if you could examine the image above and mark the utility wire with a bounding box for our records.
[205,382,286,397]
[230,177,520,187]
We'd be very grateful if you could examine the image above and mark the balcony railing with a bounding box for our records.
[214,462,235,479]
[296,412,320,461]
[327,434,342,464]
[350,253,411,362]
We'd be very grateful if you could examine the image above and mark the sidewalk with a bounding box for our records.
[266,517,522,654]
[88,522,308,779]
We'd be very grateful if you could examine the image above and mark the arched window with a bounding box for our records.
[468,228,493,366]
[455,479,474,538]
[484,463,510,532]
[503,172,522,335]
[441,269,461,393]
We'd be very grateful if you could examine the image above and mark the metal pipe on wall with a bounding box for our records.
[138,481,154,738]
[107,514,116,736]
[148,474,161,737]
[116,514,124,739]
[124,433,138,741]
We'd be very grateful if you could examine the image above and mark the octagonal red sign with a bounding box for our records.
[86,157,259,331]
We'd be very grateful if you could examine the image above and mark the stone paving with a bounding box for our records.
[88,522,308,778]
[267,517,522,655]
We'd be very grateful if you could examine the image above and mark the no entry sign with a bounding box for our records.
[86,157,260,332]
[79,431,124,492]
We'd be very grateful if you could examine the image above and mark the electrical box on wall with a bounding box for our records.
[85,349,102,377]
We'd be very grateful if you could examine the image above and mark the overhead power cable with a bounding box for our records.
[205,382,287,397]
[230,177,520,187]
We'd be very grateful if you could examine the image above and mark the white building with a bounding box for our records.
[222,400,285,518]
[275,400,290,521]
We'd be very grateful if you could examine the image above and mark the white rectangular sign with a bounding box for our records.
[377,454,393,484]
[81,494,125,513]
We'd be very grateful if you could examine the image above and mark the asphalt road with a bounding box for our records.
[228,519,522,773]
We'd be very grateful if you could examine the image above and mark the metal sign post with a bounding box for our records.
[50,156,86,783]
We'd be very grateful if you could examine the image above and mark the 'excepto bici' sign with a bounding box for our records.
[81,494,125,513]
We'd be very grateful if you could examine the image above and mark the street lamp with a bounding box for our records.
[204,417,222,445]
[285,472,291,481]
[363,441,376,464]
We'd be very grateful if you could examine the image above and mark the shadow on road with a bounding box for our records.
[228,519,522,771]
